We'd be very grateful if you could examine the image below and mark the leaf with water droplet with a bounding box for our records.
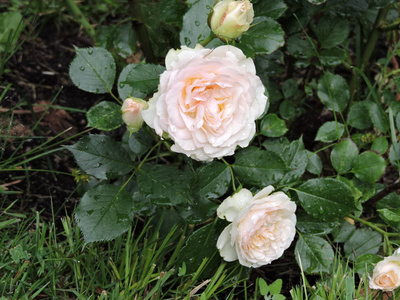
[86,101,122,131]
[69,46,116,94]
[75,184,134,243]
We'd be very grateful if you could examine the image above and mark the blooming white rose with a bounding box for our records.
[141,44,267,161]
[209,0,254,40]
[217,186,296,268]
[121,97,148,133]
[369,249,400,291]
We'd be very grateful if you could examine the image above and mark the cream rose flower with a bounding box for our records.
[369,249,400,291]
[141,44,267,161]
[209,0,254,41]
[216,186,297,268]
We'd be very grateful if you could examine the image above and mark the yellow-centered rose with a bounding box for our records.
[369,249,400,291]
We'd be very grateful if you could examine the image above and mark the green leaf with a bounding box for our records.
[128,128,153,158]
[286,33,315,59]
[0,12,23,52]
[295,234,334,274]
[280,139,308,184]
[69,47,116,94]
[347,102,372,130]
[75,184,134,243]
[254,0,287,19]
[396,112,400,132]
[307,0,327,4]
[319,47,347,67]
[233,147,289,187]
[193,161,231,200]
[330,139,359,174]
[305,150,322,176]
[175,220,225,276]
[317,72,349,112]
[332,221,356,243]
[269,279,283,295]
[239,17,285,57]
[296,211,339,235]
[113,23,137,58]
[378,208,400,232]
[119,63,165,96]
[366,100,389,133]
[262,137,290,154]
[137,164,192,206]
[177,197,218,224]
[118,64,147,100]
[95,25,115,49]
[279,100,297,120]
[355,254,381,275]
[313,14,349,49]
[371,136,388,154]
[295,178,357,221]
[179,0,214,47]
[315,121,345,143]
[86,101,122,131]
[260,113,288,137]
[389,141,400,168]
[65,134,133,180]
[343,228,382,261]
[352,151,386,182]
[10,244,30,262]
[282,79,301,99]
[258,278,269,296]
[377,192,400,210]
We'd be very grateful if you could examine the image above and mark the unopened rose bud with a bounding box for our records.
[209,0,254,41]
[121,97,148,133]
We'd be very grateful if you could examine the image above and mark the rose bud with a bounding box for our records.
[216,186,297,268]
[121,97,148,133]
[209,0,254,41]
[369,249,400,291]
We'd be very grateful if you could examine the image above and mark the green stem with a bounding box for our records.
[201,33,216,47]
[349,214,388,236]
[64,0,95,40]
[349,6,390,102]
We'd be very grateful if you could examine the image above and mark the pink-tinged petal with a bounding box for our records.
[217,224,238,262]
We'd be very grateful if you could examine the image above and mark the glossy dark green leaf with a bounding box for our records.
[95,25,115,49]
[319,48,347,67]
[296,178,357,221]
[315,121,345,143]
[119,63,165,96]
[175,220,225,276]
[332,221,356,243]
[280,139,308,184]
[113,23,137,58]
[371,136,388,154]
[118,64,147,100]
[177,198,218,224]
[240,17,285,57]
[317,72,349,112]
[279,100,297,120]
[355,254,381,275]
[347,102,372,130]
[233,147,289,187]
[65,134,133,180]
[352,151,386,182]
[313,14,349,49]
[260,113,288,137]
[378,208,400,232]
[282,79,301,99]
[286,33,315,59]
[193,161,231,200]
[86,101,122,131]
[69,47,116,94]
[296,211,339,235]
[137,164,192,206]
[128,128,153,158]
[75,184,134,243]
[262,137,290,154]
[305,150,322,176]
[366,100,389,133]
[330,139,359,174]
[295,234,334,274]
[179,0,214,47]
[254,0,287,19]
[344,228,382,261]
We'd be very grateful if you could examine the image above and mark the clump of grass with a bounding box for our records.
[0,204,257,299]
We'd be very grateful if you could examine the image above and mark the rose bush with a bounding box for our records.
[209,0,254,41]
[141,44,267,161]
[369,249,400,291]
[216,186,296,268]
